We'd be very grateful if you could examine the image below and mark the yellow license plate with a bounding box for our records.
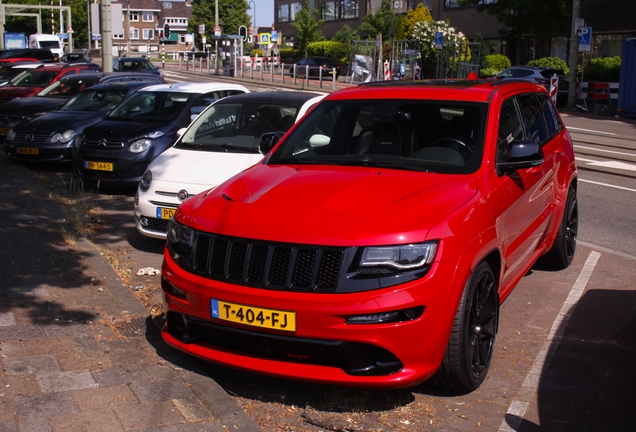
[0,127,10,135]
[17,147,39,155]
[85,161,113,171]
[211,299,296,332]
[156,207,176,220]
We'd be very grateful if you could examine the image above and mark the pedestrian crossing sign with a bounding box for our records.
[259,33,270,44]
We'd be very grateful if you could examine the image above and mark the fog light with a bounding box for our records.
[346,307,424,324]
[140,217,149,227]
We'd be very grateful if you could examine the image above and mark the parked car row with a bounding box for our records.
[1,73,578,395]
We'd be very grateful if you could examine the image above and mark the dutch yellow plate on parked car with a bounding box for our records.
[17,147,38,155]
[211,299,296,332]
[84,161,113,171]
[156,207,176,220]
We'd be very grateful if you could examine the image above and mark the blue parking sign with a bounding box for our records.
[579,27,592,52]
[434,32,443,49]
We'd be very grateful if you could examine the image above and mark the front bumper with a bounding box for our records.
[160,249,461,389]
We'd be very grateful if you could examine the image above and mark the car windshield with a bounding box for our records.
[37,79,91,97]
[177,101,301,154]
[118,60,156,71]
[12,70,58,87]
[60,88,127,112]
[107,91,188,121]
[268,99,488,174]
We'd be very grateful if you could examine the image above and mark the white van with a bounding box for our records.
[28,34,64,59]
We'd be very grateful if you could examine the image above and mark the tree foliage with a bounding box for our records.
[332,25,359,44]
[403,4,433,39]
[291,0,324,56]
[190,0,250,48]
[358,0,396,40]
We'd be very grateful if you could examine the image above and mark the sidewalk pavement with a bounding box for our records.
[0,155,262,431]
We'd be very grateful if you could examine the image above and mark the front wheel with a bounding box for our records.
[430,261,499,393]
[538,185,578,270]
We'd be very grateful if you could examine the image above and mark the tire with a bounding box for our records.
[538,185,578,270]
[430,261,499,393]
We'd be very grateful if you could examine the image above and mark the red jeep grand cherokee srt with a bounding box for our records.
[161,79,578,392]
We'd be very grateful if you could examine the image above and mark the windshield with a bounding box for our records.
[12,70,58,87]
[107,91,188,122]
[117,59,156,71]
[61,88,128,111]
[177,101,300,154]
[37,78,92,97]
[268,99,487,174]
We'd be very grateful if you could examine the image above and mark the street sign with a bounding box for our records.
[67,26,74,34]
[259,33,270,44]
[434,32,443,49]
[579,27,592,52]
[214,24,221,37]
[198,24,205,34]
[575,18,585,36]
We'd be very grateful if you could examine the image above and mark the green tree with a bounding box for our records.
[332,25,359,44]
[291,0,324,56]
[190,0,250,49]
[403,4,433,39]
[358,0,396,40]
[459,0,570,63]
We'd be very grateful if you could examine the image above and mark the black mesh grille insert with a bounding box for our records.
[191,233,345,292]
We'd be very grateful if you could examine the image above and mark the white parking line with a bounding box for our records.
[498,251,601,432]
[579,178,636,192]
[576,157,636,172]
[575,145,636,158]
[567,127,616,136]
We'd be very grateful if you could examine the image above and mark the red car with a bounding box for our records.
[161,79,578,392]
[0,62,101,102]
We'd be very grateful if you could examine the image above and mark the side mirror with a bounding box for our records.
[258,132,282,155]
[497,141,544,174]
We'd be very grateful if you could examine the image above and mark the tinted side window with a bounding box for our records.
[536,94,562,138]
[518,94,548,144]
[497,98,524,162]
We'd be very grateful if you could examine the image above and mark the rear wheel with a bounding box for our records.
[430,262,498,393]
[538,185,578,269]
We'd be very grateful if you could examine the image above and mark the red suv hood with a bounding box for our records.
[177,164,478,246]
[0,86,39,100]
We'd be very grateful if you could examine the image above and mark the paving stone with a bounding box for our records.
[0,313,16,327]
[130,380,195,402]
[0,375,41,398]
[144,364,179,381]
[49,409,125,432]
[36,370,98,393]
[13,392,78,418]
[160,423,226,432]
[92,366,152,387]
[73,335,100,352]
[3,355,59,375]
[16,417,52,432]
[0,340,25,357]
[113,400,185,429]
[171,398,213,422]
[0,326,48,341]
[0,422,17,431]
[72,384,139,411]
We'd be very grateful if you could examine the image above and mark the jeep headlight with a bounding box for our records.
[167,219,194,263]
[359,241,438,274]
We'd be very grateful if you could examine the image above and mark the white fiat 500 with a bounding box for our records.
[134,90,326,239]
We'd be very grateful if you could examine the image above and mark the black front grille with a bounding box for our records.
[15,133,50,144]
[146,217,169,232]
[192,233,345,292]
[84,139,125,148]
[167,313,403,376]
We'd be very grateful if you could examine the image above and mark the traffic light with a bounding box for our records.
[164,24,171,39]
[239,25,248,41]
[159,30,164,39]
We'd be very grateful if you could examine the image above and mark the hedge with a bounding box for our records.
[584,56,621,82]
[527,57,570,78]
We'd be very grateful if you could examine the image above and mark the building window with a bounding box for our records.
[163,2,172,9]
[143,28,155,40]
[445,0,494,6]
[291,2,302,20]
[130,27,139,40]
[129,11,139,22]
[278,4,289,22]
[322,2,337,21]
[595,34,623,57]
[142,12,154,22]
[341,0,358,19]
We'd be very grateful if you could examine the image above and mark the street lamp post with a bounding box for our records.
[247,0,255,45]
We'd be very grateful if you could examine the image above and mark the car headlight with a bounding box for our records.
[167,219,194,262]
[358,241,438,274]
[74,133,84,149]
[130,138,151,154]
[51,130,75,144]
[6,129,15,142]
[139,170,152,192]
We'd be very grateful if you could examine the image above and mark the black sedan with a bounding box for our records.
[72,82,249,189]
[3,81,150,163]
[289,57,341,79]
[0,73,104,142]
